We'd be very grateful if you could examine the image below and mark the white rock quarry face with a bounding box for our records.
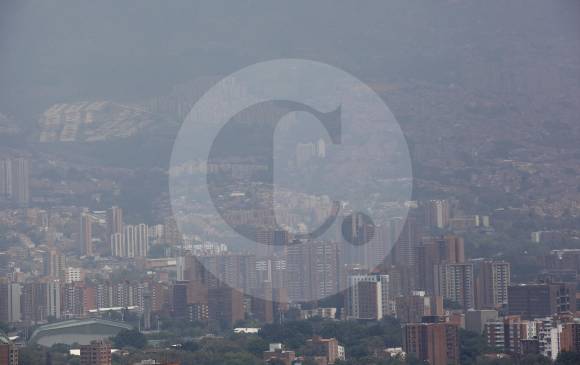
[38,101,157,143]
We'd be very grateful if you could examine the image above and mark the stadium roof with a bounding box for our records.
[30,318,133,345]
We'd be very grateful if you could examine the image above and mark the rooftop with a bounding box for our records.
[29,318,133,344]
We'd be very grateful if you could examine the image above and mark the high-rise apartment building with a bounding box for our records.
[389,216,419,268]
[136,223,149,257]
[423,200,450,229]
[484,320,508,351]
[435,263,474,310]
[560,321,580,353]
[482,316,550,357]
[403,321,460,365]
[110,233,124,257]
[341,213,375,267]
[0,282,21,324]
[110,223,149,258]
[11,158,29,206]
[0,159,12,199]
[396,291,444,324]
[534,317,562,360]
[472,259,510,310]
[171,279,208,320]
[22,280,62,323]
[356,281,382,320]
[416,235,464,294]
[171,281,189,319]
[200,254,256,293]
[346,274,390,320]
[106,206,123,246]
[508,283,576,319]
[286,240,340,302]
[125,225,136,258]
[163,217,183,246]
[42,249,66,278]
[80,210,93,257]
[45,280,61,320]
[63,282,96,317]
[361,223,389,271]
[94,281,145,310]
[0,158,29,206]
[149,281,169,313]
[208,286,244,327]
[177,254,206,283]
[21,282,45,323]
[386,265,417,298]
[251,286,274,324]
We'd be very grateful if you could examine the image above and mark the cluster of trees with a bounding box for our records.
[115,318,404,365]
[259,317,402,359]
[14,318,580,365]
[114,335,266,365]
[18,344,80,365]
[112,328,147,349]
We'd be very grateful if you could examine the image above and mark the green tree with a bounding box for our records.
[555,351,580,365]
[259,320,314,349]
[181,340,201,352]
[50,343,70,353]
[301,359,319,365]
[268,359,286,365]
[244,336,269,356]
[112,328,147,349]
[405,355,429,365]
[17,345,46,365]
[459,329,487,365]
[517,354,552,365]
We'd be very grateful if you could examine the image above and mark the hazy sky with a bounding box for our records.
[1,0,579,120]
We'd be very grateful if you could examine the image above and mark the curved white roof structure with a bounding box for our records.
[29,318,133,347]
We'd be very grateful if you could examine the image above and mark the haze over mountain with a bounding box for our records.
[1,0,578,116]
[1,0,580,215]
